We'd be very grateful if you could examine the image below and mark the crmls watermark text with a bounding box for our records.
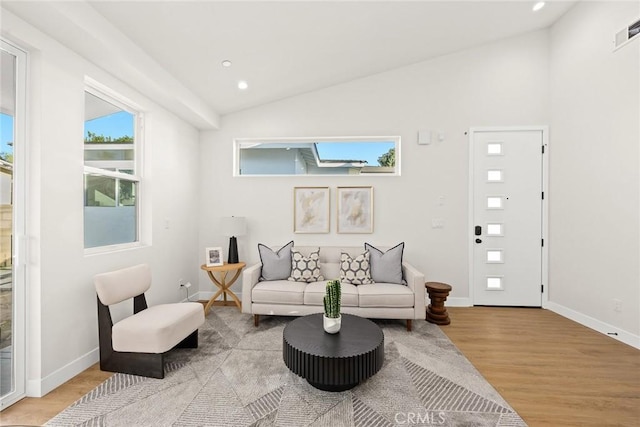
[395,411,446,425]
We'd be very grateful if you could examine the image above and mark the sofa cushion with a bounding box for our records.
[358,283,414,308]
[288,248,324,283]
[252,280,306,305]
[303,281,359,307]
[365,242,405,285]
[258,241,294,281]
[340,251,373,285]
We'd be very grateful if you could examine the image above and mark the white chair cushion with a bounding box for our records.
[95,264,151,306]
[252,280,306,305]
[112,302,204,353]
[358,283,414,308]
[303,281,359,307]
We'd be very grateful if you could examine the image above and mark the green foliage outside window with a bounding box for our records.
[84,131,133,144]
[377,148,395,167]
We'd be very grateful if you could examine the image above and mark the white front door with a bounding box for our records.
[470,128,546,306]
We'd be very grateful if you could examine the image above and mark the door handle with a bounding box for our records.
[475,238,482,244]
[474,225,482,236]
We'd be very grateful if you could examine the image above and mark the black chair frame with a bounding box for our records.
[97,294,198,379]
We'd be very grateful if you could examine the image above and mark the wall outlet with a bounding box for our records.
[431,218,445,229]
[613,299,622,312]
[178,278,185,289]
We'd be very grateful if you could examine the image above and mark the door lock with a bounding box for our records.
[474,225,482,236]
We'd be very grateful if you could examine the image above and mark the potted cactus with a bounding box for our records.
[323,279,342,334]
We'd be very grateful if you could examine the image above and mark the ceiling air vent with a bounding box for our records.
[614,17,640,51]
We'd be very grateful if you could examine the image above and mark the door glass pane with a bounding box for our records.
[0,48,15,399]
[487,223,503,236]
[487,250,503,263]
[487,196,503,209]
[487,277,503,290]
[487,142,502,155]
[487,170,503,182]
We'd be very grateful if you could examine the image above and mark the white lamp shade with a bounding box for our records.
[222,216,247,237]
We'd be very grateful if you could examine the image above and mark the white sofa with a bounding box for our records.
[241,246,425,331]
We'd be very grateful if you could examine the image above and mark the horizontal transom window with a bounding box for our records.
[234,136,400,176]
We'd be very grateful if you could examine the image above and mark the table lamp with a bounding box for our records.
[222,216,246,264]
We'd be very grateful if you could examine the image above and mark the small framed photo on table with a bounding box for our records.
[205,247,223,267]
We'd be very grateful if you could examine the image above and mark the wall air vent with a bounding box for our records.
[614,17,640,51]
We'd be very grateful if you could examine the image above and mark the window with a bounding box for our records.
[234,136,400,176]
[84,87,141,249]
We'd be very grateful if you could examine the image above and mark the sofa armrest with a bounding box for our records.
[403,262,425,320]
[241,263,262,314]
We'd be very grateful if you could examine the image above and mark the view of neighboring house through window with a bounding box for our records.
[84,89,140,249]
[235,137,399,176]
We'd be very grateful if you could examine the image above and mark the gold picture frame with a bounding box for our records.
[293,187,330,233]
[337,186,373,233]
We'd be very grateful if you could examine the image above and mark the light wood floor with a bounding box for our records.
[441,307,640,426]
[1,307,638,426]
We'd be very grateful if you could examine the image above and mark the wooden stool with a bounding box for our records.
[425,282,452,325]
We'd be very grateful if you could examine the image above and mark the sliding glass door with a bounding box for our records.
[0,39,26,410]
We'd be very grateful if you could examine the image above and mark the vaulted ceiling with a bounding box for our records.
[2,1,575,129]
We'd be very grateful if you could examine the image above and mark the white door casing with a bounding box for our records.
[469,127,548,306]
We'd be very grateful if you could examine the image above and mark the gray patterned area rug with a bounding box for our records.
[47,309,526,427]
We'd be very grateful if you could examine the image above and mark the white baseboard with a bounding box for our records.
[195,291,214,301]
[445,297,472,307]
[546,301,640,350]
[27,348,99,397]
[194,291,243,302]
[424,296,472,307]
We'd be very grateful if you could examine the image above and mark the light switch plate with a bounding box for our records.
[418,130,432,145]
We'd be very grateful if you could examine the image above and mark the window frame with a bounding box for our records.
[83,81,145,254]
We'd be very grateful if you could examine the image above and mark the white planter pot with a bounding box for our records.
[323,314,341,334]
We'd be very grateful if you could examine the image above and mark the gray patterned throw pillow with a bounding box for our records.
[288,248,324,283]
[340,251,374,285]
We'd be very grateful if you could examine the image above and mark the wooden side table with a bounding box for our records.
[200,262,245,315]
[425,281,452,325]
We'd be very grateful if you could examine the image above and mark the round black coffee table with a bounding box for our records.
[283,313,384,392]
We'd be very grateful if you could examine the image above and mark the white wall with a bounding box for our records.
[549,1,640,343]
[1,9,201,395]
[199,30,550,303]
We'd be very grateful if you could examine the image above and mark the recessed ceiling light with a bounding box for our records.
[238,80,248,90]
[532,1,545,12]
[221,60,232,67]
